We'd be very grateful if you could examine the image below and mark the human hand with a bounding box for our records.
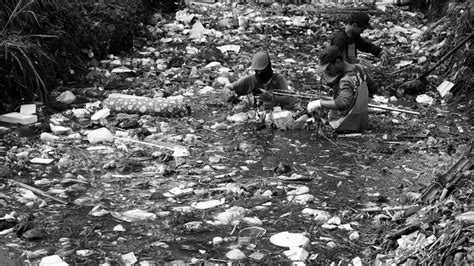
[379,49,392,64]
[222,85,235,102]
[307,99,322,113]
[256,93,273,109]
[260,93,273,103]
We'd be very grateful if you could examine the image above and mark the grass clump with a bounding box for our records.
[0,0,158,111]
[0,0,57,110]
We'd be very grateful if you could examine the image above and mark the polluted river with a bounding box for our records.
[0,1,473,265]
[1,96,469,265]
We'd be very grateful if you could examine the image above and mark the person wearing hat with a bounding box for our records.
[307,46,369,133]
[222,51,291,109]
[331,12,391,96]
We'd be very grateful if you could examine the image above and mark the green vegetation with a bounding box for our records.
[0,0,56,107]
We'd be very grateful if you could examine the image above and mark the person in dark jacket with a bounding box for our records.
[222,51,292,109]
[332,12,391,64]
[331,12,391,96]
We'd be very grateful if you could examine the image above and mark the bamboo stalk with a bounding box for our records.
[114,137,176,151]
[337,133,363,138]
[386,224,420,240]
[368,104,420,115]
[275,92,316,99]
[274,90,323,97]
[12,180,69,205]
[273,91,328,99]
[272,91,420,115]
[115,137,190,157]
[359,205,418,212]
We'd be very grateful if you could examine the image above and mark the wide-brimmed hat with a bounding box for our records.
[315,46,341,74]
[249,51,270,70]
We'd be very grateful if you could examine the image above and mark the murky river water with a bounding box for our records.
[0,103,415,265]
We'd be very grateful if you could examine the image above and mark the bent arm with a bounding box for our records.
[355,35,382,57]
[274,74,289,91]
[320,98,338,110]
[270,74,291,106]
[331,31,348,57]
[333,87,355,110]
[322,79,355,111]
[230,76,254,96]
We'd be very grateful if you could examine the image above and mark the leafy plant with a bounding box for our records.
[0,0,57,107]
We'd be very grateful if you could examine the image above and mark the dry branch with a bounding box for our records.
[12,180,69,205]
[359,205,419,212]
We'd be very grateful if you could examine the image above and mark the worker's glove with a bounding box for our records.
[222,85,236,102]
[307,100,323,122]
[307,100,322,113]
[261,93,293,109]
[379,49,392,64]
[259,93,275,109]
[275,95,292,107]
[260,93,273,103]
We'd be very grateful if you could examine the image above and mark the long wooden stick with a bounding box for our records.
[359,205,418,212]
[114,137,185,151]
[115,137,190,157]
[386,224,420,240]
[273,91,327,100]
[368,104,420,115]
[12,180,69,205]
[272,90,420,115]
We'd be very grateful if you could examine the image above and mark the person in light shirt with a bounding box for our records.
[307,46,369,133]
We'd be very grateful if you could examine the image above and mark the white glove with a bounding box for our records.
[307,100,322,113]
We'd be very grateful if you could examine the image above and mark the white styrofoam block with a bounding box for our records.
[0,112,38,125]
[39,255,68,266]
[91,108,111,121]
[436,80,454,97]
[272,111,294,130]
[20,104,36,115]
[87,127,114,144]
[0,126,9,134]
[30,158,55,164]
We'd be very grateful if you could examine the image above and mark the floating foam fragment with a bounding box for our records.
[0,112,37,125]
[436,80,454,97]
[20,104,36,115]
